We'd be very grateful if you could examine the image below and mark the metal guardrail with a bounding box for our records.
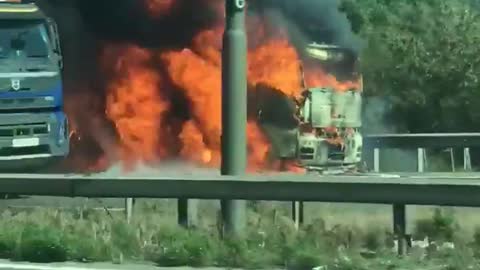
[0,174,480,206]
[363,133,480,172]
[363,133,480,148]
[358,133,480,254]
[1,134,479,256]
[291,134,480,230]
[1,173,480,255]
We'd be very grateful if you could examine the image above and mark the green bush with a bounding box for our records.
[414,208,459,242]
[0,205,475,268]
[149,226,217,267]
[15,223,68,263]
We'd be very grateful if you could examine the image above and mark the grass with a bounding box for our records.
[0,200,479,269]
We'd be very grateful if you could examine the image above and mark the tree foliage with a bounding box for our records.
[341,0,480,132]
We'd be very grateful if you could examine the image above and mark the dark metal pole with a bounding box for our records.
[221,0,247,235]
[393,204,407,255]
[178,199,198,228]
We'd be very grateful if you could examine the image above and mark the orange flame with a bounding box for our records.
[161,48,222,166]
[161,46,271,170]
[67,1,360,173]
[192,26,223,66]
[305,67,360,91]
[105,46,171,167]
[248,38,303,98]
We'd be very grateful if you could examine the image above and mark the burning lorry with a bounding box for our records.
[0,0,68,169]
[254,43,363,173]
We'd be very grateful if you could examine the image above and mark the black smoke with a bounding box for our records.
[36,0,362,84]
[75,0,218,49]
[249,0,363,56]
[36,0,221,89]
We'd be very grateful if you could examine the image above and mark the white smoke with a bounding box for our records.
[95,161,220,177]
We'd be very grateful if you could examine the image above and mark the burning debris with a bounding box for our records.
[41,0,362,173]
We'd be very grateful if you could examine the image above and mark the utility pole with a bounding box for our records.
[220,0,247,235]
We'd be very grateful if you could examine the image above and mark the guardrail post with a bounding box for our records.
[373,148,380,172]
[464,147,472,171]
[417,148,425,173]
[220,0,247,236]
[178,199,198,228]
[375,148,408,255]
[292,201,304,230]
[449,148,455,172]
[125,198,134,224]
[393,204,407,255]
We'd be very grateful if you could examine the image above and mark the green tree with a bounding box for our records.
[343,0,480,132]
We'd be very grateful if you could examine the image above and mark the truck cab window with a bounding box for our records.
[0,20,49,58]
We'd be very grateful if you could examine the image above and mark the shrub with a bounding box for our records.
[414,208,459,242]
[15,223,68,263]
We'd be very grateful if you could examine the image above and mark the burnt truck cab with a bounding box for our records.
[0,1,68,168]
[257,43,363,173]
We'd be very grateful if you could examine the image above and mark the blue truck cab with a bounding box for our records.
[0,0,68,168]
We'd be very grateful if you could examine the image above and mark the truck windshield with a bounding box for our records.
[0,20,50,58]
[304,47,359,82]
[301,45,361,91]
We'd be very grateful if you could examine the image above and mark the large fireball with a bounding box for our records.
[65,0,359,173]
